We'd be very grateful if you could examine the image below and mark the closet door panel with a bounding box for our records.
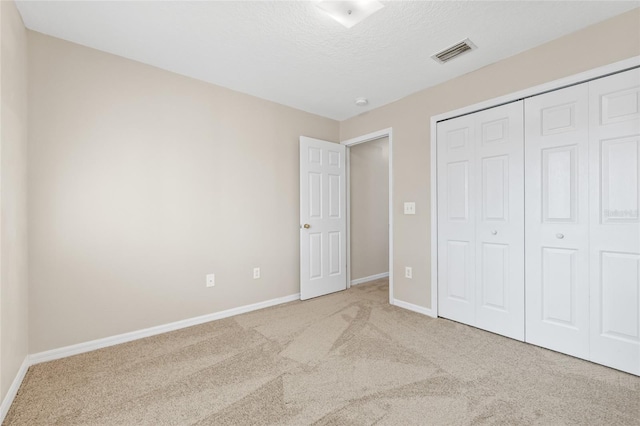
[589,68,640,375]
[541,247,578,326]
[437,115,476,326]
[525,84,590,359]
[542,146,578,222]
[474,102,525,341]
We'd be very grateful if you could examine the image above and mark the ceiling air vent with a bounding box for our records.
[432,38,477,64]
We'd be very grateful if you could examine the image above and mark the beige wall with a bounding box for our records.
[28,32,339,353]
[350,137,389,281]
[0,0,29,401]
[340,8,640,309]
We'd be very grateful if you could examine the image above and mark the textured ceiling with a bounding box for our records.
[15,1,639,120]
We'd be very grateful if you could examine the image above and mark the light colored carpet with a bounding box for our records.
[5,278,640,425]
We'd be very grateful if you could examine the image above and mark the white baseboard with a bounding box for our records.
[29,292,300,365]
[351,272,389,286]
[0,356,30,424]
[393,298,437,318]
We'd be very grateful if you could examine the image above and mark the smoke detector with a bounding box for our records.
[432,38,477,64]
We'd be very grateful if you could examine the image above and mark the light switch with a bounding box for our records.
[404,202,416,215]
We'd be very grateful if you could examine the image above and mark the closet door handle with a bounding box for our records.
[491,230,497,235]
[556,233,564,239]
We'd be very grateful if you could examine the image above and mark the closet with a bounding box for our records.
[436,67,640,376]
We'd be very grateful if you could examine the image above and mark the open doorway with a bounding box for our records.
[343,129,393,304]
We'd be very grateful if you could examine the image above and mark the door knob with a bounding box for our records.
[556,233,564,239]
[491,230,497,235]
[303,224,311,229]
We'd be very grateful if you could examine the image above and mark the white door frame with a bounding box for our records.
[429,56,640,318]
[342,128,394,305]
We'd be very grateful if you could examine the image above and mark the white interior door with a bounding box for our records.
[300,136,347,300]
[525,84,590,359]
[437,113,476,326]
[474,102,525,341]
[588,68,640,375]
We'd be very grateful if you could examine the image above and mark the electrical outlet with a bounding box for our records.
[253,267,260,279]
[405,267,412,279]
[206,273,215,287]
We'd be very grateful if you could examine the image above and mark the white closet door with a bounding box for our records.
[438,102,524,339]
[437,114,476,326]
[525,84,590,359]
[588,68,640,375]
[474,102,525,341]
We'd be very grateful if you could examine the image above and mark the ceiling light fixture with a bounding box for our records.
[316,1,384,29]
[354,97,369,107]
